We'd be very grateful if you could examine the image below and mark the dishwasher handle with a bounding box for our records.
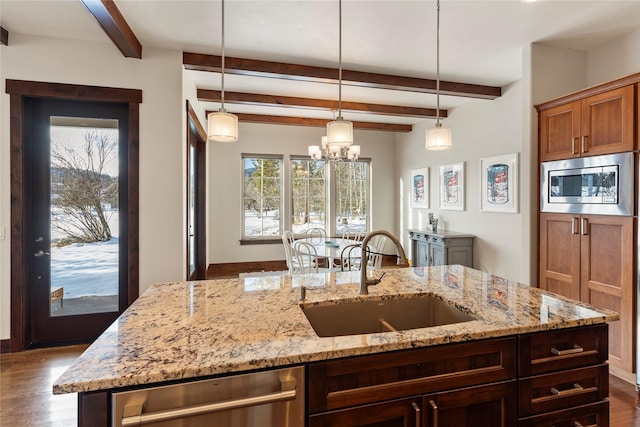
[121,380,297,427]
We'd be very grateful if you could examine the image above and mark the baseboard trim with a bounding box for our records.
[207,260,288,279]
[0,339,11,354]
[609,364,637,386]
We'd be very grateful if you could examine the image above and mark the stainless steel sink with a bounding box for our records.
[301,295,476,337]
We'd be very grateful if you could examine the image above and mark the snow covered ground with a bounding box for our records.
[50,208,119,298]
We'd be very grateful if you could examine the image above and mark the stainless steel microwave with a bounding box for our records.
[540,152,634,216]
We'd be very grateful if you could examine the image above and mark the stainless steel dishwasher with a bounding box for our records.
[111,366,304,427]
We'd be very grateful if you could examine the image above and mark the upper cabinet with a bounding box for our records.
[538,85,635,162]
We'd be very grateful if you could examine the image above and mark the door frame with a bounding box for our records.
[186,101,207,280]
[7,80,142,352]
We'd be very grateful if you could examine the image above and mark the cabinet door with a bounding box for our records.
[415,240,428,267]
[539,213,581,300]
[430,243,445,266]
[539,101,581,162]
[423,381,517,427]
[308,398,421,427]
[580,215,635,372]
[581,85,634,156]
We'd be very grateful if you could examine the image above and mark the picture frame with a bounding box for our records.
[480,152,519,213]
[410,168,429,209]
[439,162,465,211]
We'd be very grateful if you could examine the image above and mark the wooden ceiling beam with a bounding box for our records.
[1,26,8,46]
[205,112,413,132]
[80,0,142,58]
[198,89,445,119]
[184,52,501,100]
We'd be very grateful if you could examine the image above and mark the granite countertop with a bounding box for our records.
[53,265,618,394]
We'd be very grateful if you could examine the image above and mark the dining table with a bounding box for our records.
[298,237,362,269]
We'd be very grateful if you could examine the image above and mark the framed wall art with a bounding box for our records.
[480,153,519,213]
[439,162,464,211]
[410,168,429,209]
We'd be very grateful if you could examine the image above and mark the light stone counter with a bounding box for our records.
[53,265,618,394]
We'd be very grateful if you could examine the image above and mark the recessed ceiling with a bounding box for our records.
[2,0,639,127]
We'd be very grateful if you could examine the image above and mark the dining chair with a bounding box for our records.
[341,230,363,244]
[339,243,362,271]
[282,231,298,274]
[305,227,326,244]
[292,240,326,274]
[367,235,388,270]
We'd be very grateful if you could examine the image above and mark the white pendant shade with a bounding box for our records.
[326,118,353,147]
[426,124,452,151]
[208,110,238,143]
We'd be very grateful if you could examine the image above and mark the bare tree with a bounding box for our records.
[51,130,118,245]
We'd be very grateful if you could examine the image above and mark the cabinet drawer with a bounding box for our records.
[429,236,442,244]
[410,232,427,241]
[518,400,608,427]
[308,397,421,427]
[519,324,608,376]
[308,337,516,413]
[518,364,608,417]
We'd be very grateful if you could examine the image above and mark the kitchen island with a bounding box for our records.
[54,265,618,426]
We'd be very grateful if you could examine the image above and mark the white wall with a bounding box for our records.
[207,123,397,264]
[395,80,530,283]
[0,34,185,340]
[588,28,640,86]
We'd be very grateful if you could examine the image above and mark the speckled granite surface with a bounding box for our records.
[53,265,618,394]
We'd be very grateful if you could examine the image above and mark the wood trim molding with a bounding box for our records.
[535,72,640,112]
[207,261,288,279]
[184,52,502,100]
[1,26,8,46]
[0,339,10,354]
[188,101,207,141]
[6,79,142,103]
[198,89,444,119]
[80,0,142,58]
[218,112,412,133]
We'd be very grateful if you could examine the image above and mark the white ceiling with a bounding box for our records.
[2,0,639,127]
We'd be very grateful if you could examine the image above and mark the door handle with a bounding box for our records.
[34,250,50,257]
[572,137,579,155]
[411,401,421,427]
[581,218,589,235]
[571,217,579,235]
[429,400,438,427]
[581,135,588,153]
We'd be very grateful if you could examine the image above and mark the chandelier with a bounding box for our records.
[308,0,359,162]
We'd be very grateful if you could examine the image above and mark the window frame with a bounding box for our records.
[333,158,371,237]
[289,155,328,238]
[240,153,284,243]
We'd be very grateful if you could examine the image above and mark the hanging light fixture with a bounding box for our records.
[208,0,238,143]
[426,0,452,151]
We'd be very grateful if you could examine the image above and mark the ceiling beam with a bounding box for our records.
[80,0,142,58]
[184,52,501,100]
[1,26,8,46]
[206,112,413,132]
[198,89,445,119]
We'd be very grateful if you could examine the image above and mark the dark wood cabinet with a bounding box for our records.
[309,397,421,427]
[517,325,609,426]
[407,230,474,268]
[539,85,634,161]
[539,212,634,372]
[422,381,517,427]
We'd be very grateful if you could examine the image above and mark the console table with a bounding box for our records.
[407,229,474,268]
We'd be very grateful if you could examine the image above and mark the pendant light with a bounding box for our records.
[208,0,238,143]
[426,0,452,150]
[326,0,353,147]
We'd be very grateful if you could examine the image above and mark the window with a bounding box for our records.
[291,157,326,235]
[335,160,370,235]
[242,155,283,239]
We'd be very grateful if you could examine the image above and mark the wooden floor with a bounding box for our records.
[1,345,640,426]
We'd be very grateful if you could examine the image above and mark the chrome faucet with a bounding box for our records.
[359,230,409,295]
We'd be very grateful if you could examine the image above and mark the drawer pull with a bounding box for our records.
[429,400,438,427]
[412,401,421,427]
[573,422,598,427]
[551,345,584,356]
[550,383,583,397]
